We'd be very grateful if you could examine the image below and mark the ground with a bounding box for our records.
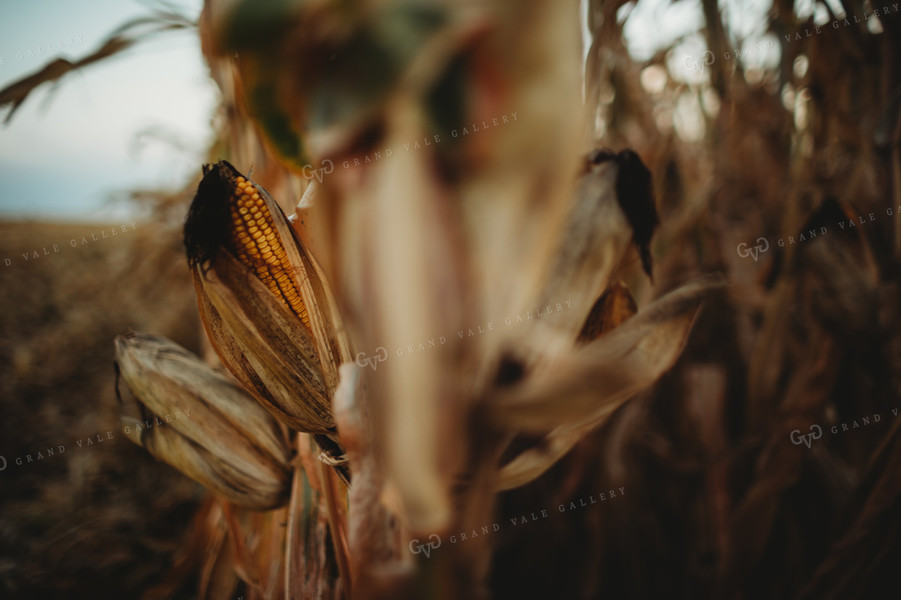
[0,219,205,599]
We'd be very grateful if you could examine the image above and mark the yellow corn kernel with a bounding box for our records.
[227,177,311,329]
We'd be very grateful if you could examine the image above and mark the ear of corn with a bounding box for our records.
[115,332,292,511]
[578,280,638,343]
[184,161,349,435]
[226,172,311,328]
[185,161,312,328]
[527,156,635,344]
[121,415,289,511]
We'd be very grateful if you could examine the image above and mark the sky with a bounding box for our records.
[0,0,775,222]
[0,0,216,221]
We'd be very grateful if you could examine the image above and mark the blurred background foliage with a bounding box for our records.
[541,1,901,599]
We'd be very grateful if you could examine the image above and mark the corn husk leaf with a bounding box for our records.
[284,435,345,600]
[491,275,718,435]
[115,332,291,510]
[333,363,407,583]
[193,251,334,433]
[578,280,639,343]
[495,277,714,490]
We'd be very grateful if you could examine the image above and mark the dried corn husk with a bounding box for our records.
[530,158,634,337]
[494,276,716,489]
[578,280,639,343]
[114,332,292,510]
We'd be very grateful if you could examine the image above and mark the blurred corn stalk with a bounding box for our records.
[110,0,714,598]
[573,1,901,599]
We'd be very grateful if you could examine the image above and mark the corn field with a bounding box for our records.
[1,0,900,598]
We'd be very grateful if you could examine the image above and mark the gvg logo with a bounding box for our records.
[355,347,388,371]
[409,534,441,558]
[736,237,770,262]
[684,51,715,74]
[790,424,823,448]
[302,159,335,183]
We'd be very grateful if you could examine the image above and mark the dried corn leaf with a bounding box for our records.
[798,418,901,599]
[491,276,717,435]
[0,10,195,122]
[285,434,343,600]
[355,102,465,536]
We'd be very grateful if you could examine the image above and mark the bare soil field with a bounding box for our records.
[0,219,205,599]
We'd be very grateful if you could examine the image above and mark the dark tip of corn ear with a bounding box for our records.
[184,161,243,271]
[612,149,658,279]
[585,148,659,278]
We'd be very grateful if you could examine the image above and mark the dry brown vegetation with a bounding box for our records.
[0,219,203,599]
